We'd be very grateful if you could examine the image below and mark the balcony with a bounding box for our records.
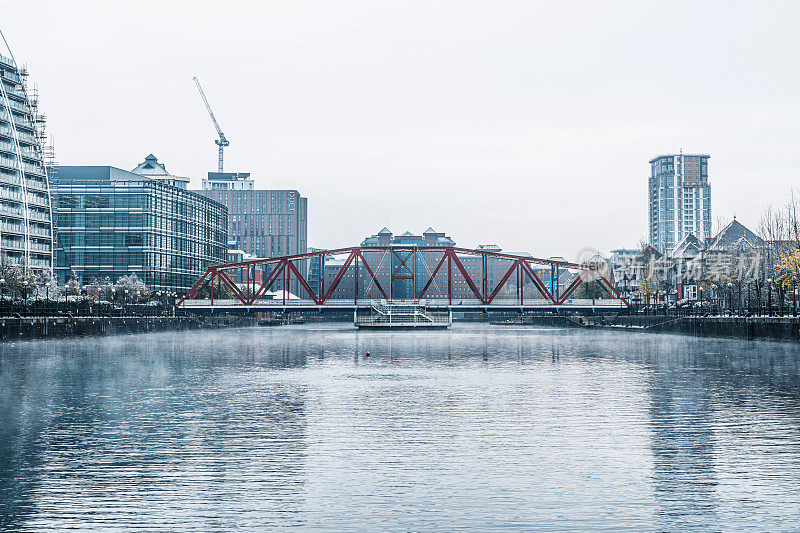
[12,115,34,132]
[15,131,38,145]
[7,99,30,115]
[0,155,19,171]
[27,209,51,222]
[25,193,50,208]
[23,162,45,177]
[24,177,48,192]
[0,221,24,234]
[1,70,20,84]
[0,187,23,202]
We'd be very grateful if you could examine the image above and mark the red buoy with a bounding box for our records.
[365,351,370,357]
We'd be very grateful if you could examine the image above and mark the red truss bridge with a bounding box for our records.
[177,246,629,312]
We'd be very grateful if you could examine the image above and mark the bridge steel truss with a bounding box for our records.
[177,246,629,308]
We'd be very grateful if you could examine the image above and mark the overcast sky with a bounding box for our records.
[3,0,799,258]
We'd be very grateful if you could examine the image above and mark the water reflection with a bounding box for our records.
[1,325,799,530]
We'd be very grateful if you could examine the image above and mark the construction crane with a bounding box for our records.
[193,76,229,172]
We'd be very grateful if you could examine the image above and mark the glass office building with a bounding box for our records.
[53,166,227,292]
[0,49,53,273]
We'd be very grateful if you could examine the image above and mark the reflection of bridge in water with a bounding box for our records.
[177,246,629,312]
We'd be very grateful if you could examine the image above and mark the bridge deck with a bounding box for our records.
[178,298,627,312]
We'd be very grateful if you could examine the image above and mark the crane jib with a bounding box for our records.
[193,76,229,172]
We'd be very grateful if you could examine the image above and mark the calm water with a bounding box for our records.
[2,324,800,531]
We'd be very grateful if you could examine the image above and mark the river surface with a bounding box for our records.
[2,324,800,531]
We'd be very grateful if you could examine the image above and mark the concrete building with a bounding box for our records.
[198,172,307,260]
[0,48,53,274]
[649,153,711,252]
[53,165,227,292]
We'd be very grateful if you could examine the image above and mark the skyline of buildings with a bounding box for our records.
[0,26,780,303]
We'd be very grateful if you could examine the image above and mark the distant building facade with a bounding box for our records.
[312,228,570,302]
[53,165,227,292]
[198,172,307,260]
[362,227,454,300]
[0,50,53,273]
[649,153,711,252]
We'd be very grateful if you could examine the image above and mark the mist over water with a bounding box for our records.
[1,324,800,531]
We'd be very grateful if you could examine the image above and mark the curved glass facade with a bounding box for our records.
[53,166,228,292]
[0,51,53,273]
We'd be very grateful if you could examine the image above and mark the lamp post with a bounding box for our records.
[727,282,733,315]
[766,278,773,316]
[711,284,718,315]
[698,285,704,316]
[737,282,742,316]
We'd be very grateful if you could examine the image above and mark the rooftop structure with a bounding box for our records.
[131,154,189,189]
[202,171,253,190]
[361,227,455,247]
[707,218,766,251]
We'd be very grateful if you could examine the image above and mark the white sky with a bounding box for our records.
[4,0,799,258]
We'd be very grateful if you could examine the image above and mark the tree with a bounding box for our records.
[33,270,61,300]
[195,276,237,299]
[0,262,35,301]
[776,248,800,308]
[86,276,114,302]
[572,278,611,299]
[65,276,81,296]
[634,277,659,307]
[759,191,800,313]
[113,274,152,303]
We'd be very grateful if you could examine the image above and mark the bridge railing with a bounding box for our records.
[178,297,627,308]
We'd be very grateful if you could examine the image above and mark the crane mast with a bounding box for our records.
[193,76,229,172]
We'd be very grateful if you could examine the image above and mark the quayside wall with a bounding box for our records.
[0,315,257,342]
[496,315,800,342]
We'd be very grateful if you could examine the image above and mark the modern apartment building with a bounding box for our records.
[53,165,227,292]
[0,47,53,274]
[649,153,711,253]
[198,172,307,259]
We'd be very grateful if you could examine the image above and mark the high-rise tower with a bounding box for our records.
[0,32,53,274]
[648,153,711,253]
